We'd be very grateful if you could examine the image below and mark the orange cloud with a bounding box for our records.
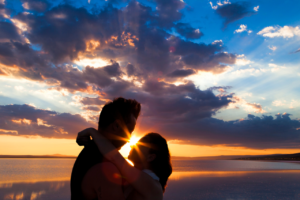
[105,31,139,47]
[11,118,32,125]
[0,129,18,135]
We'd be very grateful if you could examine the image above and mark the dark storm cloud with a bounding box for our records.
[215,1,255,29]
[0,41,48,80]
[0,1,238,85]
[152,0,185,28]
[167,69,196,77]
[175,23,203,39]
[0,21,21,41]
[104,80,234,122]
[156,113,300,149]
[21,0,51,12]
[0,104,96,138]
[172,39,236,73]
[42,62,124,91]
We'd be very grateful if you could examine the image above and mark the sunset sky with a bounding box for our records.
[0,0,300,157]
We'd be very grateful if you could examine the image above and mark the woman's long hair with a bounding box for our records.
[140,133,172,192]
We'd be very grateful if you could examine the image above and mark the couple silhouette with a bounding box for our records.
[71,97,172,200]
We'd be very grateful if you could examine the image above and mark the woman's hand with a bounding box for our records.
[76,128,98,146]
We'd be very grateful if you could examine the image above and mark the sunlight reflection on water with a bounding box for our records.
[1,159,300,200]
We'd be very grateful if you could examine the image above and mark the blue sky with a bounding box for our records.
[0,0,300,154]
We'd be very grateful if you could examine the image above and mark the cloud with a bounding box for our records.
[0,2,237,92]
[0,104,96,138]
[253,5,259,12]
[234,24,252,34]
[3,0,296,150]
[272,100,286,107]
[80,97,106,105]
[156,113,300,149]
[272,99,300,109]
[167,69,196,77]
[21,0,50,12]
[174,23,203,39]
[257,26,300,38]
[235,54,251,65]
[82,105,101,112]
[268,45,277,51]
[294,47,300,53]
[209,0,231,10]
[228,96,266,113]
[0,21,22,41]
[214,1,255,29]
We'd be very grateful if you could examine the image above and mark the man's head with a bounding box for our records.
[98,97,141,149]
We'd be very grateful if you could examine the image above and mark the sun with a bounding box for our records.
[119,135,141,158]
[128,135,141,146]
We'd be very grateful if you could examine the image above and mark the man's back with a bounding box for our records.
[70,141,104,200]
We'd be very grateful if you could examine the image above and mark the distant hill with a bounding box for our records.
[235,153,300,161]
[0,154,76,159]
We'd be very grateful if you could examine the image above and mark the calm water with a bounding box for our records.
[1,159,300,200]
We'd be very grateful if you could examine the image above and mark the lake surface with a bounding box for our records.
[1,159,300,200]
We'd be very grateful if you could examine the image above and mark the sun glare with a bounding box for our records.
[119,135,141,158]
[129,135,141,146]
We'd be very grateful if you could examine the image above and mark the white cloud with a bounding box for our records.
[290,100,300,109]
[272,100,285,107]
[257,26,300,38]
[235,54,251,65]
[268,63,278,68]
[234,24,252,34]
[209,0,230,10]
[228,96,266,113]
[253,6,259,12]
[272,99,300,109]
[209,2,218,10]
[22,2,29,9]
[14,86,24,91]
[268,45,277,51]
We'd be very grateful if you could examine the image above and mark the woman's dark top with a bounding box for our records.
[70,140,104,200]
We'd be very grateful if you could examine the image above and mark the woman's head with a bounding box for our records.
[128,133,172,192]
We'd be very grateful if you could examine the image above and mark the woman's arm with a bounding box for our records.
[77,128,160,196]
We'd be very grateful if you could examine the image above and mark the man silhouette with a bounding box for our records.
[71,97,141,200]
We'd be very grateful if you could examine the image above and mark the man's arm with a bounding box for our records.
[84,162,125,200]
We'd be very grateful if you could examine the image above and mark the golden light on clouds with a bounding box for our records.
[74,57,109,68]
[86,39,101,52]
[11,118,32,125]
[105,32,139,47]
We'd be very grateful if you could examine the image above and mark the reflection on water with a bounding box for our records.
[0,159,74,183]
[1,159,300,200]
[0,181,69,200]
[172,159,300,171]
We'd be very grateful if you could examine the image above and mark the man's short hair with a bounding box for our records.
[98,97,141,130]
